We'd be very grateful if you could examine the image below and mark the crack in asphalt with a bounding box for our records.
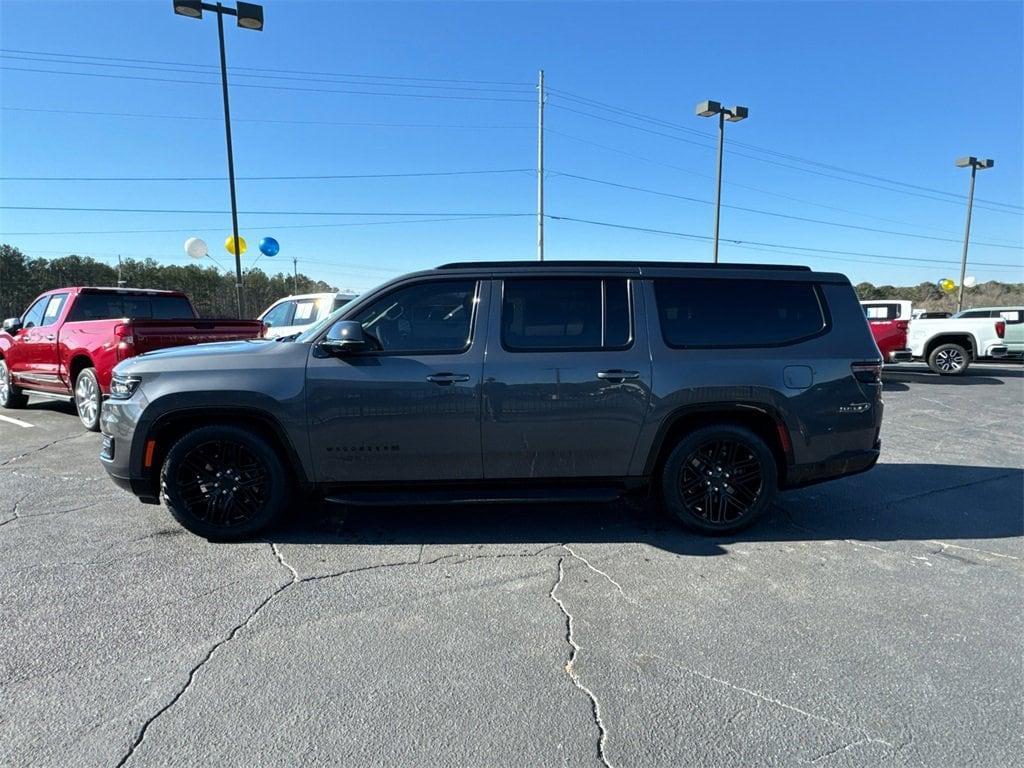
[561,544,635,605]
[641,652,893,752]
[0,432,93,468]
[549,556,615,768]
[810,736,871,763]
[0,493,29,527]
[114,544,298,767]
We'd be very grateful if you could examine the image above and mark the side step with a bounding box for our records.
[324,485,624,508]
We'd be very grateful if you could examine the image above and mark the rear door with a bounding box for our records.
[481,276,652,479]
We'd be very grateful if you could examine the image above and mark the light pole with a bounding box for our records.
[696,100,748,263]
[954,156,994,313]
[173,0,264,317]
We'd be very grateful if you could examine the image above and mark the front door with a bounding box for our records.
[481,276,652,479]
[305,278,488,483]
[9,293,67,391]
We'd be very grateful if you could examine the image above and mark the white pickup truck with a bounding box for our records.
[907,314,1009,375]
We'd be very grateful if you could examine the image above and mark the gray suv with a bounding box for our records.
[100,261,883,540]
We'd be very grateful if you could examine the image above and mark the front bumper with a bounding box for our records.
[99,397,160,504]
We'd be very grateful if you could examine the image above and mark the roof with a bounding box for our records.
[437,260,811,272]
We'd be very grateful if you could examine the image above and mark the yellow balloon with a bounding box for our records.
[938,278,956,294]
[225,235,247,256]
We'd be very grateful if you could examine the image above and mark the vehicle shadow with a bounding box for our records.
[884,371,1006,386]
[23,398,76,416]
[269,463,1023,558]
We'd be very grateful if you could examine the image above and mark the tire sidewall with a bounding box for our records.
[0,359,27,408]
[74,367,102,431]
[928,343,969,376]
[161,425,288,540]
[661,425,778,534]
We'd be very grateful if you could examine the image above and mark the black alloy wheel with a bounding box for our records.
[662,425,777,534]
[161,425,287,539]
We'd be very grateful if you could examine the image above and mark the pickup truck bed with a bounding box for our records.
[1,287,264,429]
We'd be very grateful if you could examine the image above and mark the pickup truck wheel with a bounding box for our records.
[74,368,102,431]
[0,360,29,409]
[661,425,777,535]
[161,425,288,540]
[927,343,970,376]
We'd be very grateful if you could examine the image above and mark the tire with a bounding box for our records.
[660,425,778,535]
[0,359,29,409]
[74,367,102,431]
[927,343,970,376]
[161,425,289,540]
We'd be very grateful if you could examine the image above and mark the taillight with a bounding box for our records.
[114,322,135,361]
[851,361,882,384]
[996,321,1005,339]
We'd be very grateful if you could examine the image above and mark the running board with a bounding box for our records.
[324,485,624,508]
[24,390,74,403]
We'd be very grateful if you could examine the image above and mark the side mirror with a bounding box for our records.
[319,320,367,354]
[2,318,22,334]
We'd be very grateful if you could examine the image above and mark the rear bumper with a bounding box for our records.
[887,349,913,363]
[784,441,881,490]
[983,344,1009,359]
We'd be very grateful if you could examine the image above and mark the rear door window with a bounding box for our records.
[501,278,632,351]
[655,278,826,348]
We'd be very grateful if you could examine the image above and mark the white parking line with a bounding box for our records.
[0,414,34,428]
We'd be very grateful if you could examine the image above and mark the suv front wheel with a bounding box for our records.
[661,425,777,534]
[161,425,288,540]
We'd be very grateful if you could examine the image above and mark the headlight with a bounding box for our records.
[109,374,141,399]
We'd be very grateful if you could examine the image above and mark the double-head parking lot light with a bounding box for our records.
[172,1,265,317]
[695,101,749,263]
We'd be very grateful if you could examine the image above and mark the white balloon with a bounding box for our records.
[184,237,208,260]
[963,276,977,288]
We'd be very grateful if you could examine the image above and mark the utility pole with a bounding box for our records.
[293,256,299,294]
[954,156,994,313]
[116,255,126,287]
[537,69,545,262]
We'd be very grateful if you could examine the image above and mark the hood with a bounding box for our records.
[115,339,294,375]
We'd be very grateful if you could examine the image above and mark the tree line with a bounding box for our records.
[2,244,1021,320]
[0,244,339,319]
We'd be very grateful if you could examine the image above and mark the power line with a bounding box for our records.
[1,215,524,236]
[0,205,533,217]
[546,96,1022,216]
[2,106,531,131]
[0,168,533,182]
[0,53,535,95]
[547,129,1021,244]
[0,66,536,103]
[0,47,534,87]
[547,87,1023,212]
[550,171,1023,250]
[545,214,1024,269]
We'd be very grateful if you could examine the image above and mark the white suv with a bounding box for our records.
[258,292,358,338]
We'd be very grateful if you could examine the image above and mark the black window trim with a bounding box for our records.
[499,277,635,354]
[321,277,481,357]
[655,278,832,350]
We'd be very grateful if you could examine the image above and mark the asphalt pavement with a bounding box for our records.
[1,362,1022,767]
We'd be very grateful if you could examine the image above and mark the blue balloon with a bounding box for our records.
[258,236,280,257]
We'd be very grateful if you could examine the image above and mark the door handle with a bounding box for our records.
[44,334,56,341]
[426,372,470,385]
[597,369,640,382]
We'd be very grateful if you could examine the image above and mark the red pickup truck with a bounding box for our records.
[0,287,265,430]
[860,299,913,364]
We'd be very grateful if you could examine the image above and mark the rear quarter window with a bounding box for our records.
[655,278,826,348]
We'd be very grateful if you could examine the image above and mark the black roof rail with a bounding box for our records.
[436,260,812,272]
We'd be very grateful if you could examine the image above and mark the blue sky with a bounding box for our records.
[1,0,1022,295]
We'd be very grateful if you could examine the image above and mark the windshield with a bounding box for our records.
[294,305,348,343]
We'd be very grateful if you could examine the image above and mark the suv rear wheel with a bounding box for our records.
[661,425,777,534]
[0,359,29,409]
[927,342,970,376]
[161,425,288,540]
